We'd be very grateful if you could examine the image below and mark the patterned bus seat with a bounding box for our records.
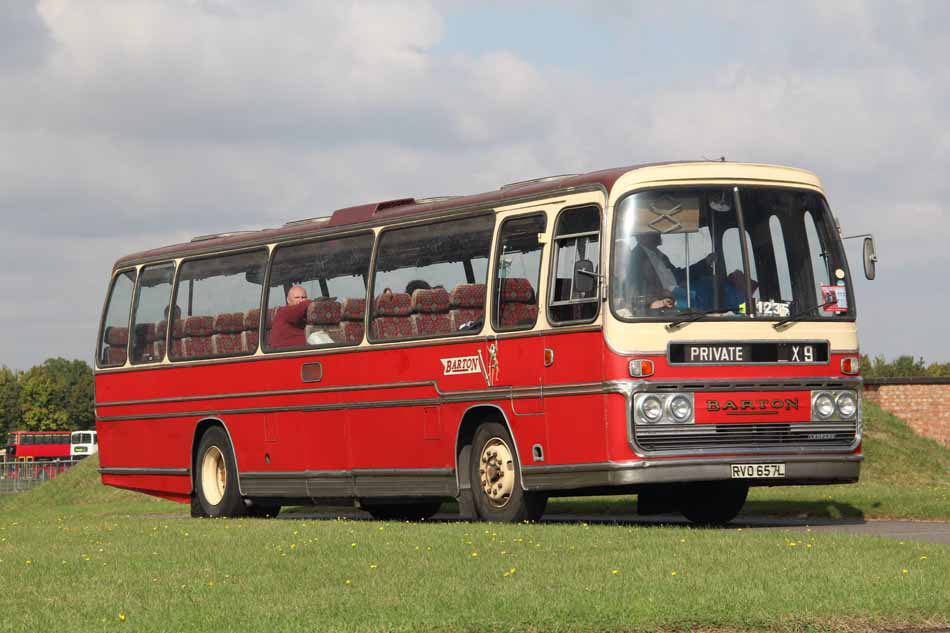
[371,292,412,340]
[341,298,366,344]
[498,277,539,327]
[410,287,452,336]
[212,312,247,355]
[305,299,344,344]
[449,283,486,331]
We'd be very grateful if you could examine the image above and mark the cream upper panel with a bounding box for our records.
[604,319,858,356]
[609,162,824,201]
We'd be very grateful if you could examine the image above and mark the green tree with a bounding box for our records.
[16,358,94,432]
[0,366,21,444]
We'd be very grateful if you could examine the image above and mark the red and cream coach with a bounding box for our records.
[94,161,875,524]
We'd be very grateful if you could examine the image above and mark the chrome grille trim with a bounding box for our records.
[635,422,858,453]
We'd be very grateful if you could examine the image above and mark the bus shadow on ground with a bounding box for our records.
[283,500,868,528]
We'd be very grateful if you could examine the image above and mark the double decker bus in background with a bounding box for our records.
[94,161,876,524]
[5,431,72,461]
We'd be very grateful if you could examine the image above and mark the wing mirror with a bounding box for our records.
[862,236,877,280]
[842,233,878,280]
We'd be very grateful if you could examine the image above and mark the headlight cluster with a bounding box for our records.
[811,390,858,421]
[634,393,694,425]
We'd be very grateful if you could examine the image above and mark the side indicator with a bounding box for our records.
[840,357,859,375]
[544,348,555,367]
[629,359,655,378]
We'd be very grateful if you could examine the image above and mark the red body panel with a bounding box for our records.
[95,330,859,501]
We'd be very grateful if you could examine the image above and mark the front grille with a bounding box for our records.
[634,422,858,453]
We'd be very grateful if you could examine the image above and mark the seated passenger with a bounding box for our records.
[627,232,714,311]
[406,279,430,295]
[269,285,311,348]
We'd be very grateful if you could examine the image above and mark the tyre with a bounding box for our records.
[194,426,246,518]
[469,421,546,522]
[679,481,748,526]
[363,501,442,521]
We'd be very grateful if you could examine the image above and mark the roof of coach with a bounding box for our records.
[113,161,818,269]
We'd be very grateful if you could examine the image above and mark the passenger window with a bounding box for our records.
[371,215,494,341]
[129,263,175,365]
[265,233,375,351]
[492,214,546,331]
[170,250,267,360]
[549,206,600,324]
[98,269,136,367]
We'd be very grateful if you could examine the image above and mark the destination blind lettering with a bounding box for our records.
[669,342,829,364]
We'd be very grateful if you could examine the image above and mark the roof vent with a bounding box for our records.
[374,198,416,212]
[283,216,331,228]
[500,174,577,191]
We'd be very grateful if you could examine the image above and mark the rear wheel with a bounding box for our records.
[363,501,442,521]
[469,421,546,522]
[679,481,749,526]
[194,427,246,518]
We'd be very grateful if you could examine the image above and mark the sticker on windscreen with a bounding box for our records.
[820,285,848,313]
[757,300,790,317]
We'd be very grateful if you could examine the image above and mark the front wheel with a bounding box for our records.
[469,421,546,523]
[194,427,246,518]
[679,481,748,526]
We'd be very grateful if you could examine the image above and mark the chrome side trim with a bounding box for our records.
[98,467,190,476]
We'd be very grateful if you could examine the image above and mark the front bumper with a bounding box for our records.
[521,454,862,492]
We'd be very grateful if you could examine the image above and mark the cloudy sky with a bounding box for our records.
[1,0,948,370]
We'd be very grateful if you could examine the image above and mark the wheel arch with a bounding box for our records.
[454,404,526,493]
[191,417,244,497]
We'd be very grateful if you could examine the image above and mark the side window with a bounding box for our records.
[170,250,267,361]
[98,269,136,367]
[549,206,600,324]
[265,233,375,351]
[492,214,546,331]
[371,215,494,341]
[129,263,175,365]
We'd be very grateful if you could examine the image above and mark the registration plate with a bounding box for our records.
[731,463,785,479]
[74,447,86,453]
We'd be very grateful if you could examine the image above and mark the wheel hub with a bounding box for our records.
[479,437,514,508]
[200,445,227,506]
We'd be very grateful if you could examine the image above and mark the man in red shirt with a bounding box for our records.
[269,285,311,349]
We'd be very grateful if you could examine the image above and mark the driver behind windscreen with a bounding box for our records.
[627,232,714,311]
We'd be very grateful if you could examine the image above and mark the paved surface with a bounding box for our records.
[286,511,950,545]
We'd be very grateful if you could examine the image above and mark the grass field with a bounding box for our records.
[0,401,947,632]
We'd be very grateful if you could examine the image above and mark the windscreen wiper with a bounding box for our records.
[773,300,836,329]
[665,308,735,332]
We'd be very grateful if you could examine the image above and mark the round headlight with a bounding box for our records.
[814,393,835,419]
[668,395,692,422]
[836,392,857,419]
[639,395,663,423]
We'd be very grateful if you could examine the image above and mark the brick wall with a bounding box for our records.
[863,379,950,446]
